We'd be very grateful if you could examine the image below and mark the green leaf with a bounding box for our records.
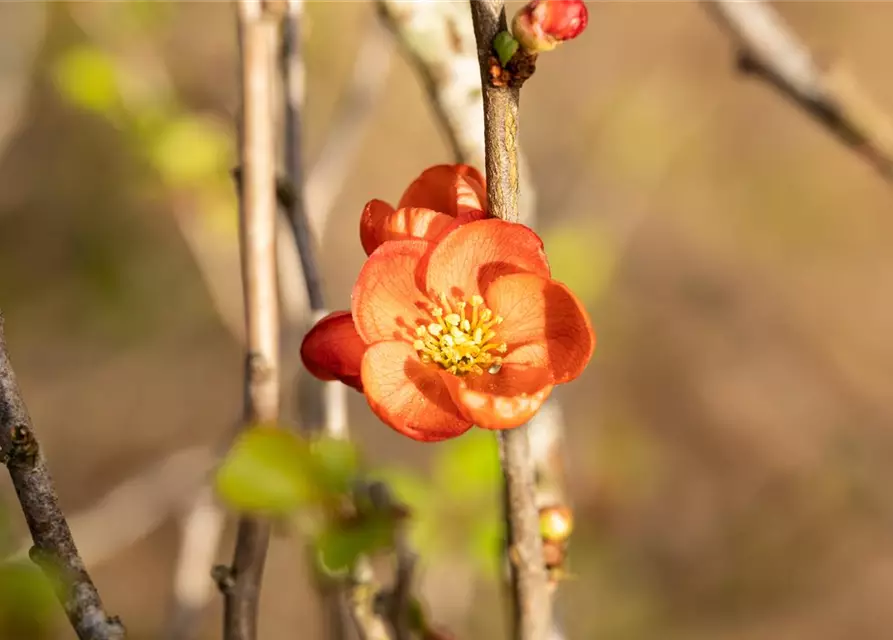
[52,46,120,115]
[309,437,359,495]
[0,562,56,637]
[434,430,501,501]
[542,224,617,304]
[469,512,504,578]
[315,516,396,575]
[215,427,313,515]
[493,31,519,67]
[148,115,233,185]
[368,469,432,510]
[367,469,442,556]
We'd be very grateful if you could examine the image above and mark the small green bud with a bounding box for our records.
[493,31,520,67]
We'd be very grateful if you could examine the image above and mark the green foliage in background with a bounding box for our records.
[543,222,618,305]
[0,562,58,639]
[0,510,57,638]
[35,4,238,340]
[372,430,504,577]
[53,45,122,116]
[216,427,321,516]
[51,34,236,232]
[216,426,506,578]
[216,426,400,575]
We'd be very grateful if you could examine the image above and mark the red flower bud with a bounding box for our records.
[512,0,588,53]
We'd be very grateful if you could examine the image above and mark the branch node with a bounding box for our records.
[212,564,237,594]
[2,424,40,468]
[246,352,274,383]
[487,49,538,89]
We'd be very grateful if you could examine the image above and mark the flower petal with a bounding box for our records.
[425,218,551,301]
[360,199,395,256]
[351,239,433,344]
[485,273,595,384]
[398,165,485,217]
[361,341,473,442]
[455,165,487,209]
[300,311,365,391]
[444,344,553,430]
[377,207,457,249]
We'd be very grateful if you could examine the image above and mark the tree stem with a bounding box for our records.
[468,2,552,639]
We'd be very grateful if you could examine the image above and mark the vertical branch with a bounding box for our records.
[222,2,281,640]
[0,316,126,640]
[280,4,355,639]
[468,2,552,639]
[280,0,349,442]
[282,0,325,313]
[167,485,227,639]
[527,401,569,640]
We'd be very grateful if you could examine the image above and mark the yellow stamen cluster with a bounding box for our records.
[413,294,507,376]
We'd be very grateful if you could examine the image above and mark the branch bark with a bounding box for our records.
[704,0,893,182]
[0,315,126,640]
[468,2,552,639]
[222,2,282,639]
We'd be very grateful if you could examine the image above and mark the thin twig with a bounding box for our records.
[282,0,324,313]
[281,4,356,639]
[704,0,893,181]
[221,2,282,640]
[386,534,416,640]
[167,9,378,630]
[468,2,552,639]
[166,485,227,640]
[347,563,391,640]
[527,401,568,640]
[164,428,240,640]
[0,315,126,640]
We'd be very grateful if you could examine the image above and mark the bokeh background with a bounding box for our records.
[2,1,893,639]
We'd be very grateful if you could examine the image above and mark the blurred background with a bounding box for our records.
[2,1,893,639]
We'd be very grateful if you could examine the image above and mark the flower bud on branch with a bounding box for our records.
[512,0,588,53]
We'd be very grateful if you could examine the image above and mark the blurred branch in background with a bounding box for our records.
[376,0,484,168]
[281,1,354,637]
[167,486,227,639]
[29,6,393,635]
[705,0,893,182]
[219,2,281,640]
[376,0,536,225]
[170,18,392,633]
[0,316,126,640]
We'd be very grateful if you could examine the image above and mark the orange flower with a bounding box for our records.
[302,215,595,442]
[359,164,489,256]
